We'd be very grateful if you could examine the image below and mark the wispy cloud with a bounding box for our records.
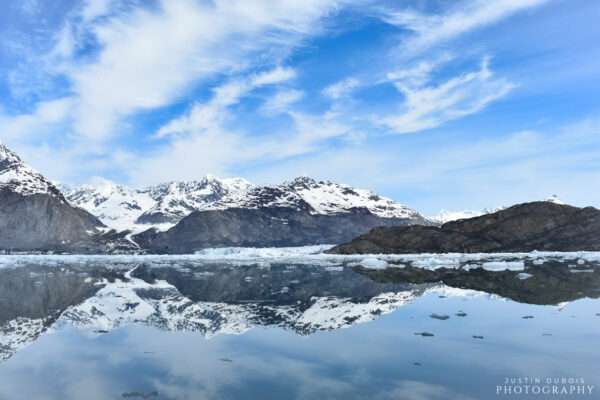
[381,57,515,134]
[322,77,360,100]
[154,66,297,138]
[261,89,304,115]
[379,0,549,54]
[50,0,347,140]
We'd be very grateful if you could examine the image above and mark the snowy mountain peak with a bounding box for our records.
[0,144,61,197]
[66,179,155,232]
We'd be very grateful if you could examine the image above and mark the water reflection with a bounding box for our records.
[0,259,599,399]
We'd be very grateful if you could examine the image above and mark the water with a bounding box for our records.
[0,258,599,400]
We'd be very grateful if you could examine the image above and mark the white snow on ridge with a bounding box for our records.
[0,144,61,197]
[289,177,420,219]
[428,210,484,224]
[139,176,253,222]
[65,178,156,232]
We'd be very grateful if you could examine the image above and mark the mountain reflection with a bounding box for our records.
[1,259,598,362]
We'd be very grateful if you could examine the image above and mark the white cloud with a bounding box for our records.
[261,89,304,115]
[155,66,297,138]
[381,57,515,134]
[0,97,73,141]
[251,66,296,86]
[380,0,549,54]
[81,0,114,23]
[50,0,348,140]
[322,77,360,100]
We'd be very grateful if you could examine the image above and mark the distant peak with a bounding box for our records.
[0,143,62,197]
[287,176,318,186]
[0,143,23,166]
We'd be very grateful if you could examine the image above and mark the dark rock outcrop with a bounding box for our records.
[0,188,107,252]
[0,144,109,252]
[134,206,423,253]
[329,202,600,254]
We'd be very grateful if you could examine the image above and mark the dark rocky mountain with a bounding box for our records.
[0,144,110,253]
[133,206,423,253]
[329,202,600,254]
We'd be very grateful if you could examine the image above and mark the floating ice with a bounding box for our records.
[517,273,533,280]
[481,261,525,271]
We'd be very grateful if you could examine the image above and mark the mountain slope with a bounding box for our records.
[0,144,105,252]
[329,201,600,254]
[134,206,424,253]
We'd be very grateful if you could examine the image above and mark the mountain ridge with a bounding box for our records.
[66,175,425,233]
[329,201,600,254]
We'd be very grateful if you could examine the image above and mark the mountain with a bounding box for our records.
[0,144,108,252]
[212,177,422,219]
[0,145,426,253]
[329,201,600,254]
[136,176,252,225]
[134,207,423,253]
[66,176,423,234]
[65,176,252,232]
[132,177,428,252]
[64,178,156,232]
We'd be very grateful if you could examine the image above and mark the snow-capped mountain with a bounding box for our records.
[215,176,422,219]
[67,176,424,233]
[66,175,252,233]
[65,178,156,232]
[0,144,62,198]
[137,176,252,224]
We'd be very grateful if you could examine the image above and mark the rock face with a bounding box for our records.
[134,206,424,253]
[329,202,600,254]
[0,144,105,252]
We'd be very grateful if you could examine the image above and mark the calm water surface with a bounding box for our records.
[0,258,599,400]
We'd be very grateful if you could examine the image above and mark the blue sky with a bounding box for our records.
[0,0,599,213]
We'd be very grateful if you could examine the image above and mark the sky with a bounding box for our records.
[0,0,599,214]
